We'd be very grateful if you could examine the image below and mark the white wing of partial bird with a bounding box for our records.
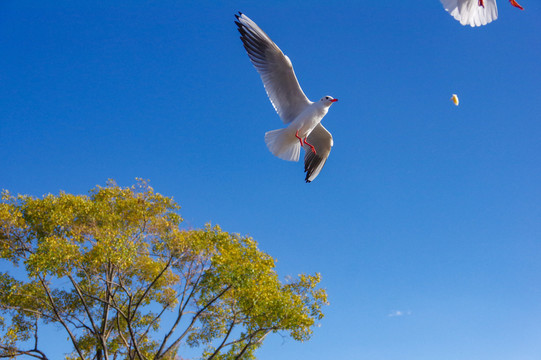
[440,0,498,26]
[303,123,333,183]
[235,12,311,123]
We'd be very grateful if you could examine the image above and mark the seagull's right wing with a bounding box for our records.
[303,124,333,183]
[440,0,498,27]
[235,12,311,124]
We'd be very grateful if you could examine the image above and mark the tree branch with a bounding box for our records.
[0,346,49,360]
[0,304,46,318]
[68,274,109,360]
[98,263,115,359]
[158,284,232,360]
[0,317,50,359]
[138,302,172,342]
[225,327,276,349]
[154,261,206,360]
[113,274,147,360]
[124,318,146,360]
[37,275,86,360]
[115,312,131,356]
[132,256,173,315]
[207,313,237,360]
[233,329,273,360]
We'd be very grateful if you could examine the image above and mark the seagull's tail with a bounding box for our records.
[264,128,300,162]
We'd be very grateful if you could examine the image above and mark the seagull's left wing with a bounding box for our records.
[235,12,311,124]
[303,124,333,183]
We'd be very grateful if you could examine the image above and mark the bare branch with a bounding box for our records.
[207,314,237,360]
[224,327,276,348]
[125,318,146,360]
[138,302,172,342]
[67,275,100,333]
[115,312,130,352]
[158,284,232,360]
[0,304,46,318]
[64,316,94,333]
[154,261,206,359]
[0,346,49,360]
[37,275,87,360]
[233,329,273,360]
[98,262,115,360]
[68,274,109,360]
[0,315,50,359]
[132,256,173,315]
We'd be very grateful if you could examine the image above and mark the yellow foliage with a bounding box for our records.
[0,180,327,359]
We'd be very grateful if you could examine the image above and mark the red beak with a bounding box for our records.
[331,99,338,103]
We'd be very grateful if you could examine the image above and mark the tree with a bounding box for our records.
[0,180,327,360]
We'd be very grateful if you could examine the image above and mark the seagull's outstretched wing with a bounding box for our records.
[441,0,498,27]
[303,124,333,183]
[235,12,311,124]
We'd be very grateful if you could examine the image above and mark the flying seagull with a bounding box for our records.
[234,12,338,183]
[440,0,523,27]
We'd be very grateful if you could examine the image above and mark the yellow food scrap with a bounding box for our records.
[450,94,459,106]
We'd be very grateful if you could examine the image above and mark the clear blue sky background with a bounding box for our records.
[1,1,541,359]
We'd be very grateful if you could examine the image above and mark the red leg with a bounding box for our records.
[509,0,524,10]
[478,0,484,7]
[303,137,317,155]
[295,130,304,147]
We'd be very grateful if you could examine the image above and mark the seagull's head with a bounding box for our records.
[320,96,338,107]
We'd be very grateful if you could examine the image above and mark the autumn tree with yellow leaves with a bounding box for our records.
[0,180,327,360]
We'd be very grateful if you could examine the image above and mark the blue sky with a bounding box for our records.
[1,1,541,359]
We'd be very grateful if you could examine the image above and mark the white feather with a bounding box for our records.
[440,0,498,27]
[264,128,301,162]
[303,124,333,182]
[235,13,311,123]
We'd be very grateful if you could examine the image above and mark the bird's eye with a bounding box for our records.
[325,96,329,99]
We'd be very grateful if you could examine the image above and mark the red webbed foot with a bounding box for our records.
[303,137,316,155]
[295,130,304,147]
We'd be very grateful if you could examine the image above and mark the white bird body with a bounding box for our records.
[235,12,338,182]
[441,0,498,26]
[289,101,328,140]
[264,99,333,163]
[440,0,523,27]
